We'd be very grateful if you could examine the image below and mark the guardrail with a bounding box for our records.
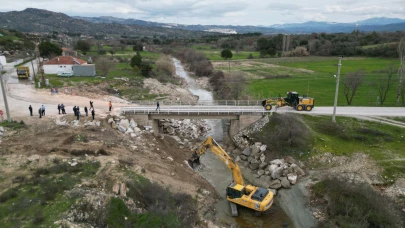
[130,100,264,106]
[121,105,270,115]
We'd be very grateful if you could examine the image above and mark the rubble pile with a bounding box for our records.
[233,142,306,194]
[158,119,210,140]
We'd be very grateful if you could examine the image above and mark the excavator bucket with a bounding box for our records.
[187,152,201,169]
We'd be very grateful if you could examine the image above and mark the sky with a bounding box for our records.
[0,0,404,26]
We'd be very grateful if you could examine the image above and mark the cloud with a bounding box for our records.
[0,0,404,25]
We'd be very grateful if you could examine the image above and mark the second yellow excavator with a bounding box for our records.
[188,136,274,216]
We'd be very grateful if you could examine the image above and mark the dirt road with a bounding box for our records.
[0,60,125,119]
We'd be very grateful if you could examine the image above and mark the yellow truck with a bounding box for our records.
[16,66,30,79]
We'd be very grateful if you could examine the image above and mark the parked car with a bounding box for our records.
[58,72,73,77]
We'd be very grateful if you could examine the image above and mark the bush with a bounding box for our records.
[250,113,313,154]
[106,198,130,228]
[98,49,106,55]
[33,211,45,224]
[313,178,404,227]
[155,55,175,76]
[315,119,349,140]
[0,188,18,203]
[283,46,309,57]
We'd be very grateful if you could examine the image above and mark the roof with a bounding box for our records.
[44,56,87,65]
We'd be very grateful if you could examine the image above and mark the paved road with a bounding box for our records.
[121,105,405,117]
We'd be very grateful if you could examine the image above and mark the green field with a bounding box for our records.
[212,56,400,106]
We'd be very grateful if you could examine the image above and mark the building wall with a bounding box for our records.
[43,65,73,74]
[0,56,6,65]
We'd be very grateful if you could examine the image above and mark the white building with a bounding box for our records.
[43,56,87,75]
[0,55,6,66]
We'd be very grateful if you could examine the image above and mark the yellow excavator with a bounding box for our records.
[188,136,274,216]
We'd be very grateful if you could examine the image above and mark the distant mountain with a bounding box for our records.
[77,15,405,34]
[267,19,405,33]
[0,8,404,35]
[0,8,215,37]
[356,17,405,25]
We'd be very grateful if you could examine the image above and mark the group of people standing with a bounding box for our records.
[29,100,96,120]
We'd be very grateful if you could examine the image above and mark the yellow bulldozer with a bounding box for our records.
[188,136,274,216]
[262,91,315,111]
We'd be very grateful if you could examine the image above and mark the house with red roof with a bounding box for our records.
[43,56,87,75]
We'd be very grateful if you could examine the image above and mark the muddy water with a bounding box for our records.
[173,58,294,227]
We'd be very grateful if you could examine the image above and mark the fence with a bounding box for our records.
[130,100,264,106]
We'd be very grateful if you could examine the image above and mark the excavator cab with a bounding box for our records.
[226,182,245,199]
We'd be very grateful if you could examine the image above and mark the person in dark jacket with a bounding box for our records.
[73,106,77,116]
[89,100,94,110]
[29,105,33,116]
[156,101,160,111]
[84,106,88,116]
[91,109,95,120]
[76,106,80,120]
[38,108,42,118]
[61,104,66,114]
[58,104,61,114]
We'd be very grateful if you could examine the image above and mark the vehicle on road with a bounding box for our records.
[262,91,315,111]
[57,72,73,77]
[16,66,30,79]
[188,136,274,216]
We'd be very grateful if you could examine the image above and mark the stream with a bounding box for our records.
[173,58,296,228]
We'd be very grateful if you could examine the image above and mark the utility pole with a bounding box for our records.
[0,66,11,122]
[30,58,36,81]
[332,56,343,123]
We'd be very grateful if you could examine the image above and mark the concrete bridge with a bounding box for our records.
[121,105,269,136]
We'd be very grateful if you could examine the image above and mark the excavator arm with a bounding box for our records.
[189,136,244,186]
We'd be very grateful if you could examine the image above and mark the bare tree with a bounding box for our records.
[342,70,365,105]
[228,71,247,100]
[372,64,395,105]
[397,37,405,104]
[96,57,116,77]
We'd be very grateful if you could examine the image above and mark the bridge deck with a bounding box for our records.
[121,105,271,116]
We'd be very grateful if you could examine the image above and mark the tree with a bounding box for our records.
[342,70,365,105]
[38,41,62,58]
[96,57,116,77]
[267,48,276,56]
[109,48,116,56]
[256,38,269,51]
[130,53,142,68]
[76,40,91,53]
[397,37,405,104]
[140,62,152,77]
[221,49,233,72]
[372,64,395,105]
[98,49,106,55]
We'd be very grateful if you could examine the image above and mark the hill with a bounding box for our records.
[0,8,213,37]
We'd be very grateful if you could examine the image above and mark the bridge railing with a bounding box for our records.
[130,100,264,106]
[121,105,269,115]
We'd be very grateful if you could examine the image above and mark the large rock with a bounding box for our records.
[124,127,133,134]
[134,127,141,133]
[284,156,296,164]
[280,177,291,189]
[287,173,298,185]
[269,179,282,189]
[242,147,252,156]
[118,125,127,133]
[108,118,114,124]
[111,121,117,129]
[166,126,175,134]
[251,145,260,155]
[268,164,278,173]
[235,156,241,162]
[270,159,285,166]
[259,162,268,169]
[130,119,137,128]
[0,126,4,132]
[271,167,284,179]
[260,154,266,163]
[232,149,241,155]
[119,119,130,131]
[260,145,267,152]
[257,169,265,177]
[249,163,260,170]
[112,183,120,195]
[240,155,248,161]
[291,164,305,176]
[120,183,127,197]
[259,175,271,188]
